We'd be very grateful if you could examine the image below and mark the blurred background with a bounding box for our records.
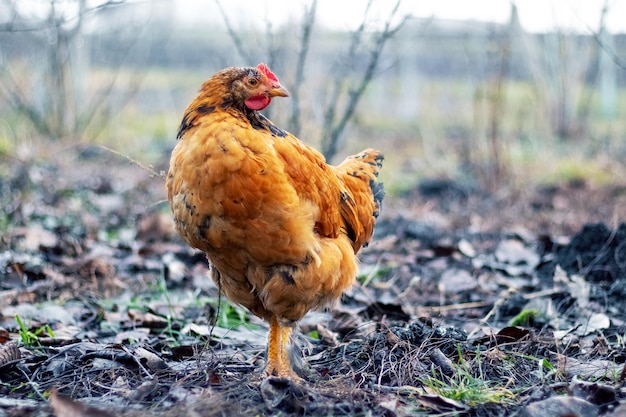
[1,0,625,195]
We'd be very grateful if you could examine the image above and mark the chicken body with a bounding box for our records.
[166,64,383,379]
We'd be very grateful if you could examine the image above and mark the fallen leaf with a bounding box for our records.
[114,328,150,343]
[21,225,58,251]
[0,328,9,343]
[521,395,598,417]
[438,268,477,293]
[457,239,476,257]
[554,266,589,309]
[563,357,621,379]
[495,239,540,268]
[134,346,168,371]
[569,375,616,405]
[576,313,610,336]
[49,388,115,417]
[415,393,469,413]
[0,343,21,366]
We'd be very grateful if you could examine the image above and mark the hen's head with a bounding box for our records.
[208,63,289,111]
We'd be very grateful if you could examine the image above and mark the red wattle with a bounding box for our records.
[245,95,271,110]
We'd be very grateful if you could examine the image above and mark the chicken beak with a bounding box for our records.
[268,83,290,98]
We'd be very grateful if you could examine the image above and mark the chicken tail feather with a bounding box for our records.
[334,149,384,252]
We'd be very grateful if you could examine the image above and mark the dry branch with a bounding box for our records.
[321,0,408,161]
[0,0,146,141]
[288,0,317,137]
[214,0,253,63]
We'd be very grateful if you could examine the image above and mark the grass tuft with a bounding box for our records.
[421,347,516,407]
[15,315,55,348]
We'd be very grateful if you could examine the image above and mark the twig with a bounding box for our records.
[419,301,493,313]
[585,1,626,72]
[16,363,47,401]
[321,0,372,158]
[467,287,566,339]
[322,0,408,160]
[288,0,317,136]
[215,0,253,63]
[121,346,154,380]
[96,144,164,179]
[420,287,565,314]
[521,287,565,300]
[0,0,125,32]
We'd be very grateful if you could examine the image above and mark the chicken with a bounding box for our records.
[166,63,383,379]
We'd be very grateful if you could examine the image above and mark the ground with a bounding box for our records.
[1,144,625,417]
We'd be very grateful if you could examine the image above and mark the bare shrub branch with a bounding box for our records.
[214,0,253,63]
[321,0,408,161]
[0,0,147,141]
[586,1,626,72]
[288,0,317,136]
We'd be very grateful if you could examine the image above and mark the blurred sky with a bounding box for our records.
[175,0,625,34]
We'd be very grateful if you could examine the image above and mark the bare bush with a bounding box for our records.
[0,0,155,142]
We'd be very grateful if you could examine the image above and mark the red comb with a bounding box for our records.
[256,63,278,82]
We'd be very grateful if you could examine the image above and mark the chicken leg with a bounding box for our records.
[265,315,298,379]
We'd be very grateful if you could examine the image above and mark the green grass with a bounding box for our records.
[118,271,257,346]
[357,264,393,286]
[508,309,542,327]
[420,347,516,407]
[422,369,515,407]
[215,301,253,329]
[543,157,618,184]
[15,315,55,347]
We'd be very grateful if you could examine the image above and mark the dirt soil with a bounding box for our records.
[1,144,626,417]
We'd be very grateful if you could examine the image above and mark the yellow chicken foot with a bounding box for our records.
[265,316,283,377]
[265,316,300,380]
[279,325,297,378]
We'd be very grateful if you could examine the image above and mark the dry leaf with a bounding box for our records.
[49,388,116,417]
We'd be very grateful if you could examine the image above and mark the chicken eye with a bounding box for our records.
[248,78,259,87]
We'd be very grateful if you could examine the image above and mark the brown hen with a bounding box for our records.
[166,63,383,379]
